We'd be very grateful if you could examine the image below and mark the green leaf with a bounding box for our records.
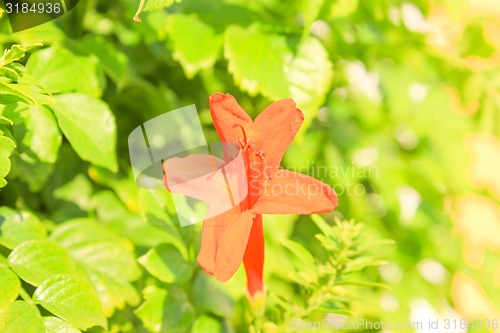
[139,244,193,283]
[0,267,21,313]
[50,219,140,316]
[166,14,222,79]
[91,190,164,243]
[134,0,180,22]
[50,93,118,172]
[50,218,140,284]
[0,130,16,188]
[0,81,37,106]
[0,44,42,67]
[0,66,19,81]
[336,280,390,289]
[311,214,334,236]
[12,105,62,164]
[286,36,332,126]
[42,316,81,333]
[342,256,385,273]
[33,275,106,331]
[26,47,104,97]
[225,28,332,127]
[190,315,222,333]
[143,0,178,11]
[83,268,140,317]
[8,240,78,286]
[282,239,317,279]
[78,36,128,84]
[7,62,54,96]
[329,0,359,18]
[134,286,167,333]
[9,154,55,192]
[192,272,233,317]
[137,188,186,254]
[53,174,93,209]
[0,301,45,333]
[26,106,61,163]
[0,207,47,249]
[135,285,195,333]
[224,26,290,100]
[303,0,326,35]
[459,20,496,58]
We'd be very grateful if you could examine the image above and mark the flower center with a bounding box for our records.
[231,124,272,206]
[232,124,267,162]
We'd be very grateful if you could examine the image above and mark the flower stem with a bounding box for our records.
[133,0,145,22]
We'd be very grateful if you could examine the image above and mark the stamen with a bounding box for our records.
[233,123,248,149]
[255,150,266,160]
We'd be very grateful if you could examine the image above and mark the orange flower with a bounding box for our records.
[163,93,338,297]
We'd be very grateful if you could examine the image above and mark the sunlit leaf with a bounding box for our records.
[33,275,106,330]
[50,93,118,172]
[190,315,222,333]
[0,207,46,249]
[0,44,42,67]
[0,267,20,313]
[0,301,45,333]
[26,47,104,97]
[8,240,78,286]
[139,244,193,283]
[0,130,16,188]
[166,14,222,79]
[224,26,290,100]
[42,316,81,333]
[134,0,181,22]
[135,285,195,333]
[286,36,333,129]
[192,272,233,317]
[78,36,128,84]
[11,105,62,164]
[50,219,141,316]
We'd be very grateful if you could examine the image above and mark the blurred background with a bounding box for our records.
[1,0,500,332]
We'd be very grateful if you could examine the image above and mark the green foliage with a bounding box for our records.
[166,14,222,79]
[0,207,46,248]
[134,0,182,22]
[8,240,78,286]
[50,94,118,172]
[224,26,291,100]
[266,217,386,331]
[0,0,498,332]
[49,219,141,316]
[26,47,104,97]
[0,131,15,188]
[42,317,81,333]
[0,267,20,312]
[139,244,193,283]
[135,285,195,333]
[33,275,107,330]
[0,301,46,333]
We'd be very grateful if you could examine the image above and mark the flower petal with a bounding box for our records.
[251,99,304,168]
[163,154,224,186]
[209,93,253,146]
[163,154,231,207]
[197,205,256,282]
[251,169,338,214]
[243,214,264,296]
